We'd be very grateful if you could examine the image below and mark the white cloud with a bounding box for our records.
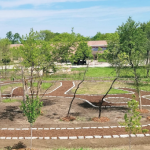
[0,5,150,38]
[0,0,100,8]
[0,6,150,21]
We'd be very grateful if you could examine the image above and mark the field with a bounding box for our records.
[0,67,150,149]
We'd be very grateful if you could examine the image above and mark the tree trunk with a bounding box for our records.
[133,67,142,110]
[146,50,150,77]
[98,78,118,118]
[0,82,2,102]
[36,79,42,98]
[21,67,26,102]
[2,65,3,78]
[5,64,6,78]
[30,66,34,99]
[30,123,32,150]
[129,130,131,150]
[139,91,142,110]
[67,64,88,117]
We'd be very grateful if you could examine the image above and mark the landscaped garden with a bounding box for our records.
[0,17,150,150]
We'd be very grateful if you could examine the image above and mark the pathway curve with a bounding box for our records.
[11,81,150,107]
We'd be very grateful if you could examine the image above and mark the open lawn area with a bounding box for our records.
[71,81,150,95]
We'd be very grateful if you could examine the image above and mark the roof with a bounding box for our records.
[87,40,107,47]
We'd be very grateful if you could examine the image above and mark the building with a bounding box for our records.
[87,40,107,59]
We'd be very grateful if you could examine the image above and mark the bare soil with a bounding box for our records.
[0,80,150,149]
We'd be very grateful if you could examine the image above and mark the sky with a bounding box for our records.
[0,0,150,38]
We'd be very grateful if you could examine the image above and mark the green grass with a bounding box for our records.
[108,88,129,94]
[33,82,53,90]
[71,67,116,78]
[71,67,150,78]
[1,83,22,93]
[73,88,128,95]
[2,98,20,103]
[71,81,130,95]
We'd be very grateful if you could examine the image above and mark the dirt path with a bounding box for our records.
[12,81,150,106]
[0,126,150,137]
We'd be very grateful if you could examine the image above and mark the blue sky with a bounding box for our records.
[0,0,150,38]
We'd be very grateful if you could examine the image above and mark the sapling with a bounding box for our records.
[120,95,148,150]
[20,96,43,150]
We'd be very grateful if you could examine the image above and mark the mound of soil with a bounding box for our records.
[60,116,76,121]
[136,109,149,113]
[92,117,110,122]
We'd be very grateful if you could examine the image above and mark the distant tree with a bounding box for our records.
[6,31,13,41]
[0,38,11,78]
[73,41,93,65]
[91,32,103,40]
[76,33,90,41]
[6,31,21,44]
[51,32,76,42]
[91,32,116,41]
[13,33,21,44]
[38,30,55,41]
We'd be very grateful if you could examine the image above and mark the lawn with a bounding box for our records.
[33,82,53,90]
[71,81,130,95]
[71,81,150,94]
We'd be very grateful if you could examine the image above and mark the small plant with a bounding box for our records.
[120,95,148,150]
[11,141,26,149]
[20,96,43,150]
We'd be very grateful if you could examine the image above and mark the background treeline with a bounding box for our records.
[4,28,117,44]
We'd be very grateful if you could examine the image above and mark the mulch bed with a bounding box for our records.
[137,109,149,113]
[92,117,110,122]
[60,116,76,121]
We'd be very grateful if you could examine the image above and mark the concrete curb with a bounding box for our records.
[1,124,149,130]
[0,133,148,140]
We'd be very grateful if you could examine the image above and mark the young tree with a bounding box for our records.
[141,21,150,77]
[98,31,128,118]
[120,95,148,150]
[105,17,147,110]
[11,28,76,101]
[20,96,43,149]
